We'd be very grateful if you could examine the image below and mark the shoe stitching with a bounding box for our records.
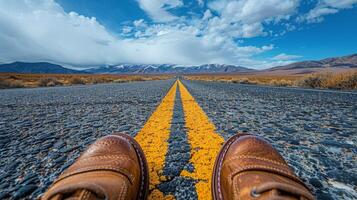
[118,181,127,200]
[233,172,248,200]
[224,155,287,167]
[217,135,239,200]
[66,160,135,180]
[48,135,145,200]
[75,156,133,165]
[80,190,90,200]
[114,134,146,200]
[58,165,135,184]
[94,140,127,146]
[233,173,239,200]
[134,143,145,200]
[88,134,146,200]
[229,165,298,181]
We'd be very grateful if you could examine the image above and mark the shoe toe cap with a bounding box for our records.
[224,134,287,166]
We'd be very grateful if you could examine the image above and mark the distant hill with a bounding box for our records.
[0,62,85,74]
[2,54,356,75]
[84,64,254,74]
[270,54,357,71]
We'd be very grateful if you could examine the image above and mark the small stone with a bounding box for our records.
[315,191,333,200]
[321,140,354,149]
[118,125,133,132]
[261,127,274,133]
[327,170,357,185]
[290,140,300,145]
[0,192,10,199]
[309,178,323,188]
[159,176,167,182]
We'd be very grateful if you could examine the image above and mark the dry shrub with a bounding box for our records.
[0,78,25,89]
[233,78,257,85]
[336,73,357,89]
[8,75,19,80]
[231,78,247,84]
[113,79,128,83]
[269,79,293,87]
[90,77,111,84]
[299,75,323,88]
[298,72,357,90]
[130,76,146,81]
[239,78,251,84]
[70,77,86,85]
[38,78,63,87]
[150,76,164,80]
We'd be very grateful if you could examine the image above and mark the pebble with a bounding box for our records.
[0,192,10,199]
[309,178,323,188]
[117,125,133,132]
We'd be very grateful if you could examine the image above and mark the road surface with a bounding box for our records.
[0,79,356,200]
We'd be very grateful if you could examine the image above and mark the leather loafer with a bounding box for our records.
[42,133,149,200]
[212,134,315,200]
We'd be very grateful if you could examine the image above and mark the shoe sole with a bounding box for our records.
[212,133,251,200]
[114,133,149,200]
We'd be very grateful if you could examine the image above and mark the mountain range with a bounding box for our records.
[0,54,356,74]
[84,64,253,74]
[270,53,357,70]
[0,62,84,74]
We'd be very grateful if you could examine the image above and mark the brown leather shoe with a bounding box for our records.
[42,133,149,200]
[212,134,315,200]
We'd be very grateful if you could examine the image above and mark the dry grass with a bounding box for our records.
[38,78,63,87]
[298,72,357,89]
[184,74,302,86]
[184,71,357,90]
[0,73,173,89]
[0,78,25,89]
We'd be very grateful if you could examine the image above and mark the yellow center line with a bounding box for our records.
[135,81,177,200]
[178,80,224,200]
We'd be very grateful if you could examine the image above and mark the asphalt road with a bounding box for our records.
[0,79,356,200]
[0,80,175,199]
[182,80,357,200]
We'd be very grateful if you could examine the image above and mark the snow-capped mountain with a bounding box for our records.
[84,64,254,74]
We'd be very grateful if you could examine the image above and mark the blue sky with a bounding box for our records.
[0,0,356,69]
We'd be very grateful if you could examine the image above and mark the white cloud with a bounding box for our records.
[197,0,204,6]
[301,0,357,23]
[133,19,147,27]
[3,0,352,69]
[236,58,296,69]
[272,53,302,61]
[206,0,299,38]
[136,0,183,22]
[304,7,338,23]
[0,0,125,66]
[210,0,299,24]
[0,0,277,68]
[323,0,357,8]
[202,10,212,20]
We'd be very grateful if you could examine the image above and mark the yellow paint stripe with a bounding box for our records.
[178,80,224,200]
[135,81,177,200]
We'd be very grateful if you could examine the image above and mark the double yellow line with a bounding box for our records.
[135,80,224,200]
